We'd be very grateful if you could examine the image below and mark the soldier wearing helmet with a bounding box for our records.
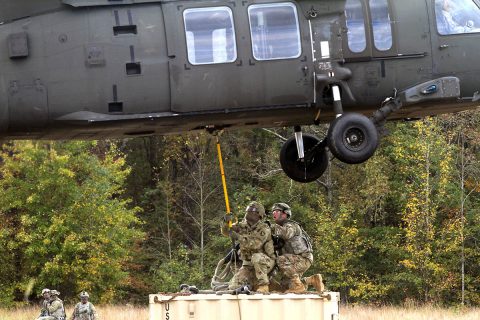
[222,201,275,293]
[37,290,66,320]
[271,203,324,293]
[36,288,50,319]
[72,291,98,320]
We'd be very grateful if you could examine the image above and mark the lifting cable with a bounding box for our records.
[215,136,238,262]
[216,136,243,320]
[216,136,232,224]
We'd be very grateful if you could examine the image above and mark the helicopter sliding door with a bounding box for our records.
[340,0,398,107]
[339,0,433,107]
[430,0,480,95]
[162,1,313,113]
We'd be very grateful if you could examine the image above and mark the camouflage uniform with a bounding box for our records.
[224,202,276,291]
[39,300,50,317]
[273,220,313,279]
[38,291,66,320]
[37,289,50,319]
[271,203,314,292]
[72,302,97,320]
[72,291,98,320]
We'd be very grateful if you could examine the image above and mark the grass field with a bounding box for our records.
[341,305,480,320]
[0,305,148,320]
[1,304,478,320]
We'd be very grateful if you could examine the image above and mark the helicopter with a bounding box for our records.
[0,0,479,182]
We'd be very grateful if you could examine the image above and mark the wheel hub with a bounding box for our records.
[344,127,366,151]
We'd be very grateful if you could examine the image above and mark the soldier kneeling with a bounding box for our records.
[270,203,325,293]
[222,201,276,293]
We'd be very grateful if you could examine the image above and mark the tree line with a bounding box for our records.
[0,111,478,307]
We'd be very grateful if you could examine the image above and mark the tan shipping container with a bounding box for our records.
[149,292,340,320]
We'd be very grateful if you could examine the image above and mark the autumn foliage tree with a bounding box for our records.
[0,141,142,305]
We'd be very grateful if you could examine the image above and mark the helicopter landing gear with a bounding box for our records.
[279,132,329,183]
[327,113,378,164]
[279,85,378,182]
[326,85,378,164]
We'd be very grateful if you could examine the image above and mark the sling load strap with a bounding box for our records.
[216,137,236,231]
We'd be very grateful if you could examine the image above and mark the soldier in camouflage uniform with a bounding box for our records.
[72,291,98,320]
[271,203,324,293]
[36,288,50,319]
[222,201,276,293]
[41,290,66,320]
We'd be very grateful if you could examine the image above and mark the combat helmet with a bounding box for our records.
[41,288,50,295]
[50,290,60,296]
[246,201,265,218]
[272,203,292,218]
[79,291,89,298]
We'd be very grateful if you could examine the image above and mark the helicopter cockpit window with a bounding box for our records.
[248,3,301,60]
[345,0,367,53]
[369,0,393,51]
[435,0,480,35]
[183,7,237,65]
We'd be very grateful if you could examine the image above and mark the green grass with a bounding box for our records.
[1,304,479,320]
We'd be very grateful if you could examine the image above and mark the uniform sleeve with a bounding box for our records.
[47,300,62,314]
[275,223,298,240]
[221,219,244,240]
[262,227,275,257]
[90,303,98,320]
[230,220,249,240]
[40,300,48,316]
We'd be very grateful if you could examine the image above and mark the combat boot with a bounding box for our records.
[303,274,325,293]
[285,276,306,293]
[256,285,269,293]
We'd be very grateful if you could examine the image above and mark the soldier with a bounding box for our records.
[222,201,276,293]
[72,291,98,320]
[45,290,66,320]
[271,203,324,293]
[36,288,50,319]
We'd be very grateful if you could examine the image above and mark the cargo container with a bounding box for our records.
[149,292,339,320]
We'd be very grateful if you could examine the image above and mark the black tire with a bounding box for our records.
[280,133,329,183]
[327,113,378,164]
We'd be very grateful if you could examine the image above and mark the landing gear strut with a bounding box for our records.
[326,85,378,164]
[279,85,378,182]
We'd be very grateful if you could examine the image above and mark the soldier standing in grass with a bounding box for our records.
[36,288,50,319]
[72,291,98,320]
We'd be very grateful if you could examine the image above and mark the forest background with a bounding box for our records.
[0,110,479,308]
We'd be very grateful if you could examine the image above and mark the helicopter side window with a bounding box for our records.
[183,7,237,65]
[248,2,301,60]
[345,0,367,53]
[369,0,392,51]
[435,0,480,35]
